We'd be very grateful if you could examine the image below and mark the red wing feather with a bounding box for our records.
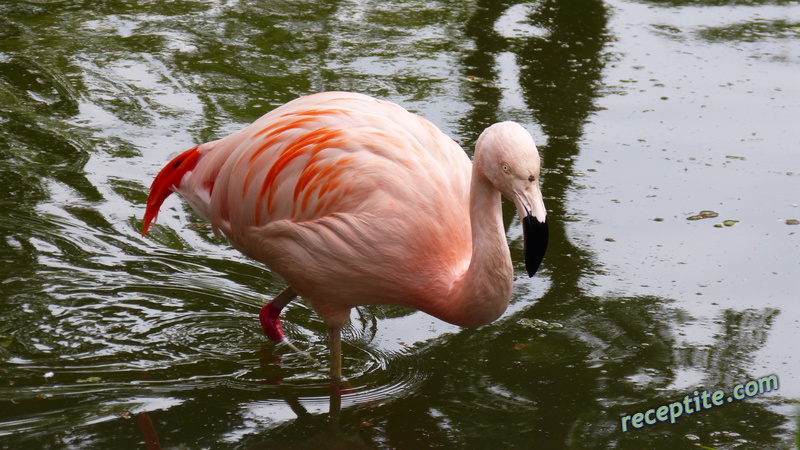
[142,146,201,235]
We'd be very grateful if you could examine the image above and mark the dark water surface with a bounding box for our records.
[1,0,798,448]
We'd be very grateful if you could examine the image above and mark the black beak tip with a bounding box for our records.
[523,214,549,277]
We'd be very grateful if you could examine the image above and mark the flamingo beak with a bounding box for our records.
[523,212,548,277]
[517,187,548,277]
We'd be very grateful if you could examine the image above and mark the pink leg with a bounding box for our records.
[259,287,297,342]
[329,325,342,389]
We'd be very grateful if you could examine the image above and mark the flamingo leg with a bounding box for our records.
[328,325,343,390]
[328,325,343,428]
[260,287,321,366]
[259,287,297,342]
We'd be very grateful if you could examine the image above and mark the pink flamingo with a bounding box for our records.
[142,92,548,385]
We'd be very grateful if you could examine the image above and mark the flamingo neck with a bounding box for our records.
[439,167,514,327]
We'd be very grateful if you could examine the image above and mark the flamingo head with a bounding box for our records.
[475,122,549,277]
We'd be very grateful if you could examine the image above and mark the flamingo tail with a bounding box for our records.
[142,146,202,236]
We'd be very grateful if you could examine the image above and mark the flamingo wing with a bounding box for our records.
[144,92,473,324]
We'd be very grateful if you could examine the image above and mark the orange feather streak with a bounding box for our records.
[251,127,347,222]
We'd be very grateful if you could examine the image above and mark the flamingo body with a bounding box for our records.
[142,92,548,381]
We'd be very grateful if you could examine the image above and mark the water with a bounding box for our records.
[1,0,798,448]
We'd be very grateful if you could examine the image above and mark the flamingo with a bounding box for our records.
[141,92,548,386]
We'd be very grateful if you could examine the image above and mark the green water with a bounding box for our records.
[1,0,798,448]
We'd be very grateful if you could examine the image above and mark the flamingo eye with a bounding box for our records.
[502,163,510,173]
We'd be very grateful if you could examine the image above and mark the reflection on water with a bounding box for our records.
[0,0,796,448]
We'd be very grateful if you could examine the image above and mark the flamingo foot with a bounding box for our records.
[259,302,285,342]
